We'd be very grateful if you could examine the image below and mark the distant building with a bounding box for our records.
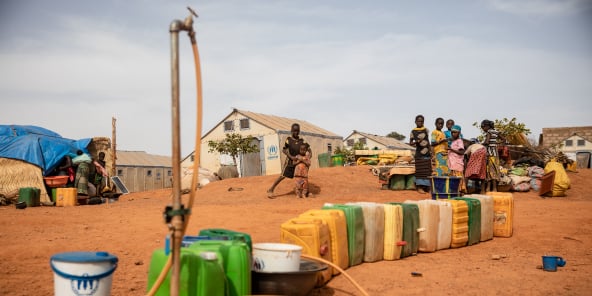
[115,151,172,192]
[343,130,414,151]
[540,126,592,168]
[184,108,343,176]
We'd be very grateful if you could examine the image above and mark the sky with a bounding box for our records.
[1,0,591,156]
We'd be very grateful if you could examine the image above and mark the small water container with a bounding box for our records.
[322,203,365,266]
[404,200,440,253]
[50,251,118,296]
[346,202,385,262]
[488,192,514,237]
[382,203,403,260]
[56,188,77,207]
[197,252,227,296]
[388,202,420,257]
[18,187,40,207]
[299,209,349,273]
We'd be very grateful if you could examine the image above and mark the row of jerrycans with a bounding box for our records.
[147,228,252,296]
[279,192,514,285]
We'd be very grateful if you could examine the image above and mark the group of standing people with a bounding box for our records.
[54,150,108,197]
[409,115,504,194]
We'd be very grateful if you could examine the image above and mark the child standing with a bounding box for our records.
[431,117,449,176]
[447,125,466,193]
[293,143,311,198]
[409,115,432,194]
[481,120,502,192]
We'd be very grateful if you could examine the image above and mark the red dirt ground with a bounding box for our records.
[1,166,591,296]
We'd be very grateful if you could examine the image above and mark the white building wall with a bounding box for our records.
[200,114,276,174]
[561,135,592,153]
[344,133,387,150]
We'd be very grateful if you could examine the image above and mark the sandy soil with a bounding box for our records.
[1,166,591,296]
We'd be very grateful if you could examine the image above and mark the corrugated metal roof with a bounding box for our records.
[348,130,414,150]
[204,108,342,139]
[115,151,172,167]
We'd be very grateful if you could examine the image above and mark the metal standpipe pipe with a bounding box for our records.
[168,14,194,296]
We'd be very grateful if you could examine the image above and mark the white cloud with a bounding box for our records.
[487,0,591,17]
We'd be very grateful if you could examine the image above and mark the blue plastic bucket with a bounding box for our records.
[430,177,461,195]
[542,255,566,272]
[50,251,118,296]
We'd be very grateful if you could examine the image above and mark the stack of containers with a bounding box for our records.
[388,202,420,258]
[198,228,253,252]
[442,200,469,248]
[149,228,254,296]
[454,197,482,246]
[486,192,515,237]
[186,240,251,296]
[382,203,404,260]
[299,209,349,274]
[345,202,385,262]
[464,194,494,241]
[147,249,227,296]
[403,200,440,252]
[322,203,365,267]
[280,217,333,286]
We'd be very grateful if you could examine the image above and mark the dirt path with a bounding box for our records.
[1,166,591,295]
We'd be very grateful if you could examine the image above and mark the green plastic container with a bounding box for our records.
[187,240,251,296]
[198,228,252,253]
[404,175,416,190]
[389,203,419,258]
[454,197,482,246]
[322,204,365,267]
[147,249,227,296]
[197,252,227,296]
[18,187,40,207]
[331,154,344,166]
[317,153,331,168]
[147,249,200,296]
[389,175,406,190]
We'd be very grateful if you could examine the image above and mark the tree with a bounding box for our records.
[472,117,531,144]
[334,140,368,164]
[207,133,260,165]
[386,131,406,141]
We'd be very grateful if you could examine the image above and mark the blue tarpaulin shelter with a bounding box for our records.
[0,125,92,176]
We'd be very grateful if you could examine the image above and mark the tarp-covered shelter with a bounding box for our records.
[0,125,92,203]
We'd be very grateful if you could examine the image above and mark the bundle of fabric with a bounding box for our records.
[509,175,531,192]
[527,166,545,192]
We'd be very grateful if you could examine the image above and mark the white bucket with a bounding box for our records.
[50,251,118,296]
[252,243,302,273]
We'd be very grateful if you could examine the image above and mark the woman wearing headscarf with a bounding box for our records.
[447,125,466,193]
[464,139,487,193]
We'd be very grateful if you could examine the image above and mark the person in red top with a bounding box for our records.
[267,123,311,198]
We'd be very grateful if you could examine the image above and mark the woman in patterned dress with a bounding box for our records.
[431,117,449,176]
[409,115,432,194]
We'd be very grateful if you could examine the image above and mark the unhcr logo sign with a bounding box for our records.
[267,145,278,160]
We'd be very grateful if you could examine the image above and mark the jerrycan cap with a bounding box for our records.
[200,251,218,261]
